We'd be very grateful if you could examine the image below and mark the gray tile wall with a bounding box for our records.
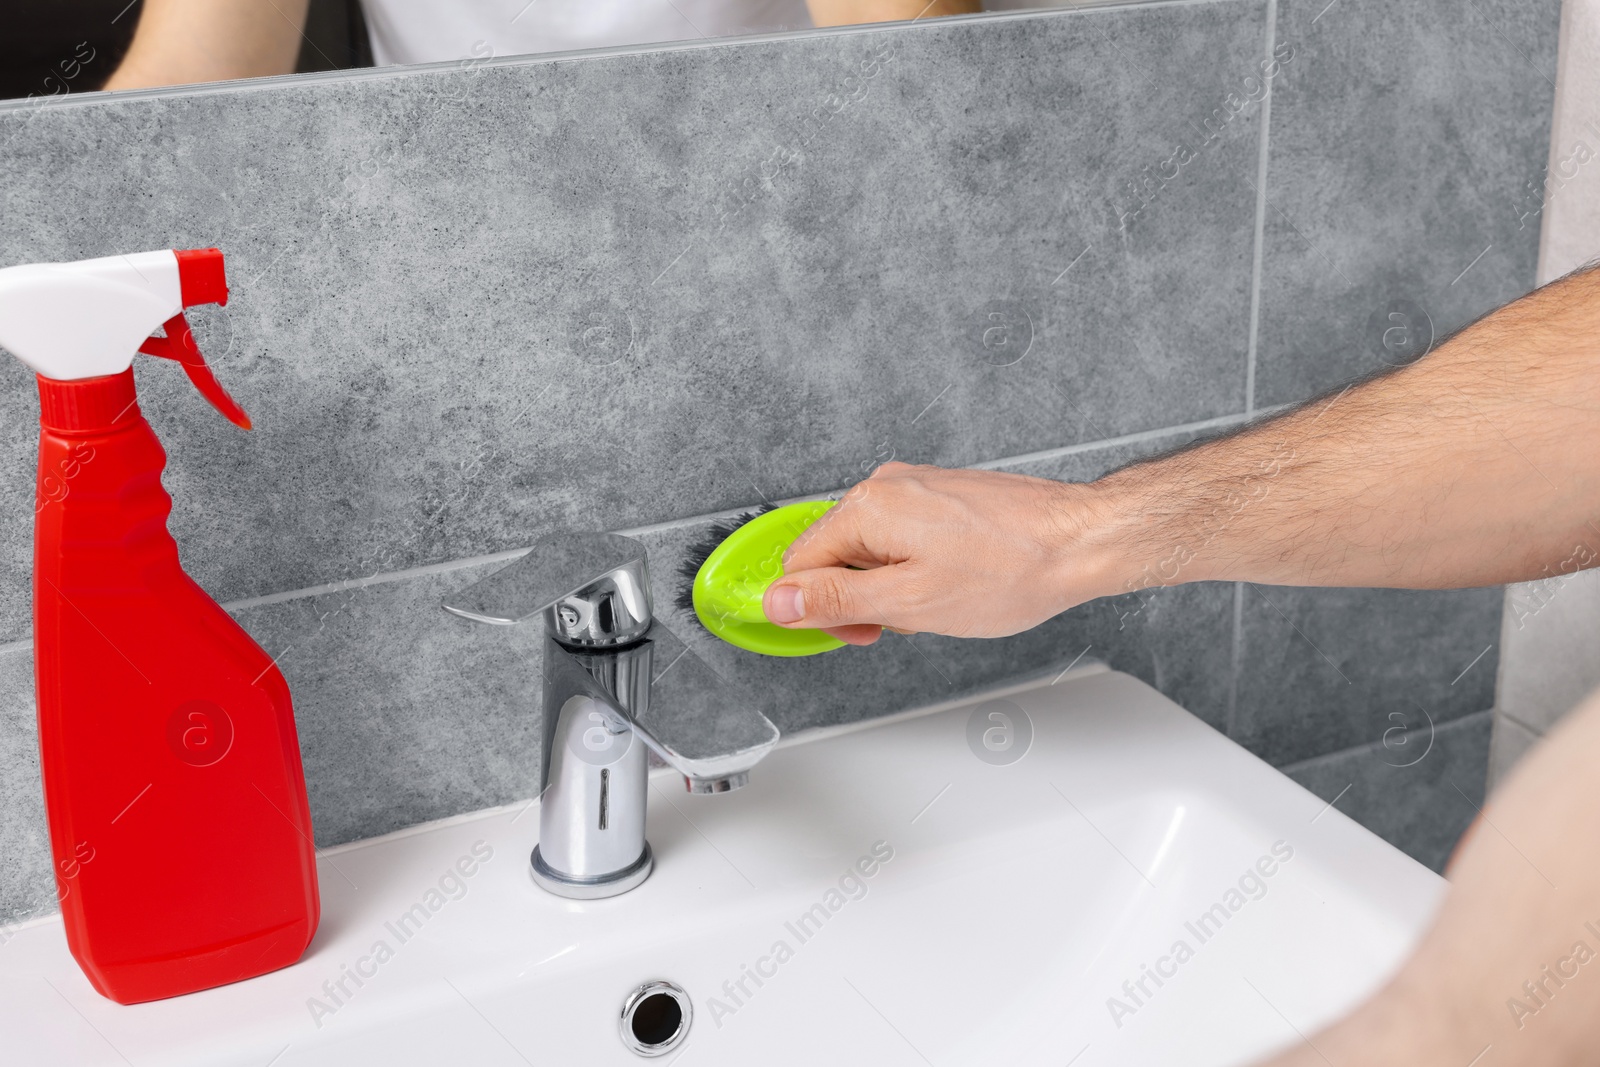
[1491,568,1600,787]
[1283,710,1493,874]
[1256,0,1560,406]
[1487,0,1600,796]
[0,0,1560,928]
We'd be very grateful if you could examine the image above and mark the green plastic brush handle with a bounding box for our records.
[691,500,846,657]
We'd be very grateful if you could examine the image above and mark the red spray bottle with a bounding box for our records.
[0,248,319,1004]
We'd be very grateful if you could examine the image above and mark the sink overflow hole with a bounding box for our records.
[619,980,692,1057]
[632,993,680,1045]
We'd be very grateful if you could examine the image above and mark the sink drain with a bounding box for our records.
[619,980,692,1057]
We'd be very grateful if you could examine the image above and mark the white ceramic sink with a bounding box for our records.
[0,665,1443,1066]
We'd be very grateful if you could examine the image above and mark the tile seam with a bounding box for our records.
[970,410,1260,471]
[1241,0,1279,418]
[1275,706,1496,774]
[1496,709,1548,738]
[0,412,1265,647]
[249,412,1264,607]
[1227,581,1245,736]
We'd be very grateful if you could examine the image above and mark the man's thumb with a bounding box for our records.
[764,566,898,629]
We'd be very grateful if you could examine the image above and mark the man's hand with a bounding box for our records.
[767,266,1600,647]
[762,463,1123,645]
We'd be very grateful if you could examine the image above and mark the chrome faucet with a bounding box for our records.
[441,533,779,899]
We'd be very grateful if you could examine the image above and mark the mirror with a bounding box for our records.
[1,0,1089,101]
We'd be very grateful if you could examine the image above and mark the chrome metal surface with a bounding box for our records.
[444,531,779,898]
[685,772,749,794]
[441,532,652,647]
[614,623,779,781]
[537,690,650,885]
[531,842,654,900]
[619,980,693,1057]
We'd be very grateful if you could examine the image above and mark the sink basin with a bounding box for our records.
[0,665,1442,1066]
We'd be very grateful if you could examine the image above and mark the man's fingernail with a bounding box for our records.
[766,585,804,623]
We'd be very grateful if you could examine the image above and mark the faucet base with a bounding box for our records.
[530,843,653,899]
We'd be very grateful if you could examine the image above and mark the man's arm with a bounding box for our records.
[763,265,1600,642]
[103,0,308,91]
[1257,681,1600,1067]
[760,267,1600,1065]
[104,0,972,90]
[1097,264,1600,592]
[807,0,981,28]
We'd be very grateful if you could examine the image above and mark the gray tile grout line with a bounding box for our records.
[969,409,1266,470]
[0,411,1276,653]
[1275,706,1495,775]
[1496,709,1548,739]
[1241,0,1279,419]
[1227,581,1245,736]
[1230,0,1299,746]
[221,549,533,612]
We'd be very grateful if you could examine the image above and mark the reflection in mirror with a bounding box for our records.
[0,0,1096,101]
[2,2,142,102]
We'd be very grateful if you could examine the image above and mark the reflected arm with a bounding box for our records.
[104,0,309,91]
[807,0,981,27]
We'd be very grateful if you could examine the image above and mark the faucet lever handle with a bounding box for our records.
[441,532,652,646]
[625,624,780,792]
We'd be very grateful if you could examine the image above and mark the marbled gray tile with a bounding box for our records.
[0,425,1242,923]
[0,2,1267,644]
[231,562,547,849]
[1283,709,1490,873]
[1233,583,1501,766]
[0,0,1554,931]
[0,646,54,929]
[1254,0,1561,408]
[1498,569,1600,735]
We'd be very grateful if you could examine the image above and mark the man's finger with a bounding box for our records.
[783,497,867,572]
[763,563,912,631]
[784,461,911,571]
[821,623,883,646]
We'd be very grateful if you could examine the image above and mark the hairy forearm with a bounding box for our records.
[104,0,308,91]
[1091,266,1600,594]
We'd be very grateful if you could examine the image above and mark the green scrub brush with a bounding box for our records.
[675,499,845,657]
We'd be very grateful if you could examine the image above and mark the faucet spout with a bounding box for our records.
[621,622,778,789]
[540,624,777,794]
[442,531,779,899]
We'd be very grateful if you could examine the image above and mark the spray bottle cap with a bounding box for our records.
[0,248,249,429]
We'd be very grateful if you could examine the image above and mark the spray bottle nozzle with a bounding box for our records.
[175,248,230,310]
[0,247,250,431]
[138,312,251,431]
[139,248,249,430]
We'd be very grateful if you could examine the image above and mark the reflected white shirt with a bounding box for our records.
[361,0,815,66]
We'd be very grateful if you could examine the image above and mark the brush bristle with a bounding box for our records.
[674,505,778,621]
